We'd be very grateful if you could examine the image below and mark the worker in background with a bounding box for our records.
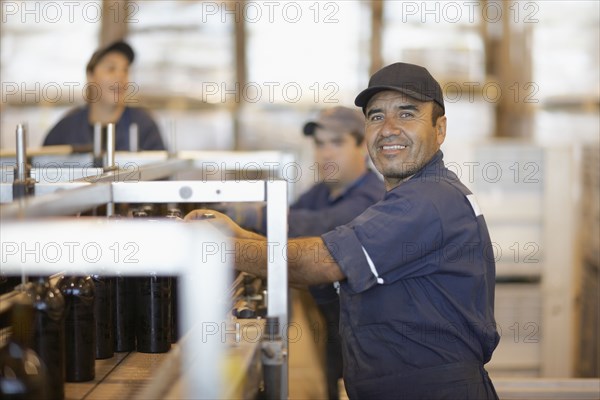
[187,62,500,399]
[43,40,165,151]
[223,106,385,399]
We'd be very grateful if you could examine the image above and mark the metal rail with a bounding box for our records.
[0,184,111,219]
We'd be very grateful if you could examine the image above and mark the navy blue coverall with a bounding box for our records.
[322,151,500,399]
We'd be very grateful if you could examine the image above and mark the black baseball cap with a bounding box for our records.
[86,41,134,74]
[303,106,365,140]
[355,62,445,112]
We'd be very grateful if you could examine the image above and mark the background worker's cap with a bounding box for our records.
[86,41,135,74]
[354,62,445,112]
[303,106,365,139]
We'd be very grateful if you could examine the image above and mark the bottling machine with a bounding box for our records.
[0,124,293,399]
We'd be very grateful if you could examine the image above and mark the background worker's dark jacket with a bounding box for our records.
[43,106,165,151]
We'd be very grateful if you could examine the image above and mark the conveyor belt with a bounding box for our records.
[64,320,264,400]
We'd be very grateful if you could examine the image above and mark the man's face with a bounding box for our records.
[313,127,365,188]
[87,52,130,107]
[365,90,446,190]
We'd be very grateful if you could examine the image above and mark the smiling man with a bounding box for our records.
[187,62,500,400]
[219,106,384,399]
[361,91,445,189]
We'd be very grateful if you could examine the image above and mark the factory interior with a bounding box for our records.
[1,1,599,399]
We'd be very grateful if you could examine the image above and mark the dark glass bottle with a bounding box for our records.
[135,274,172,353]
[113,275,136,352]
[57,276,95,382]
[107,213,136,353]
[26,276,66,400]
[0,275,21,296]
[0,299,50,400]
[91,275,114,359]
[133,208,172,353]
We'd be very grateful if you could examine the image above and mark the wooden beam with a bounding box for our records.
[370,0,383,76]
[233,0,247,151]
[484,0,534,138]
[100,0,129,46]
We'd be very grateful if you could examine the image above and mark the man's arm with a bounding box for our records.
[234,236,345,285]
[185,209,345,285]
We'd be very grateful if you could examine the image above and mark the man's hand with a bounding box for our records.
[218,202,264,233]
[184,209,263,240]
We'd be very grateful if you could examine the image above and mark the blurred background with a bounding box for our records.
[1,0,599,396]
[2,1,598,156]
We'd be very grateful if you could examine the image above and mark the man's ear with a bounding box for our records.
[435,115,447,146]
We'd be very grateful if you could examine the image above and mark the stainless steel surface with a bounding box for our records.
[74,166,142,184]
[32,168,105,183]
[266,180,289,399]
[1,183,13,203]
[104,123,117,217]
[114,151,169,166]
[135,158,191,181]
[106,201,114,216]
[181,150,297,202]
[66,158,190,184]
[3,149,294,195]
[0,182,93,203]
[106,123,115,169]
[112,180,266,203]
[15,124,26,181]
[3,166,105,187]
[0,183,111,219]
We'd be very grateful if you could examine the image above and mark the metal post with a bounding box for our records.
[93,122,103,167]
[106,123,116,170]
[12,124,35,199]
[15,124,26,182]
[265,180,288,399]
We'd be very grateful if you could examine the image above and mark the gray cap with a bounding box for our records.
[303,106,365,139]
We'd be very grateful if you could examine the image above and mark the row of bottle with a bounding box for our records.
[0,206,182,399]
[0,272,176,399]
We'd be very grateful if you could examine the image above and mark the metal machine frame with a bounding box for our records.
[0,150,291,399]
